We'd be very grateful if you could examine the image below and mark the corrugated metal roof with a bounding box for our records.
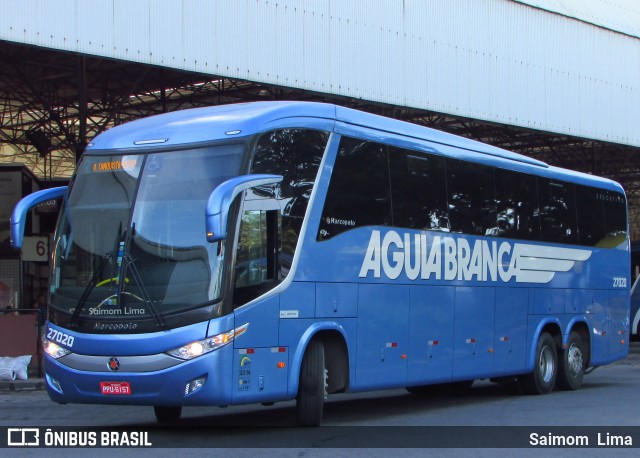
[513,0,640,38]
[1,0,639,148]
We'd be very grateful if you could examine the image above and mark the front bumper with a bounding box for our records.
[44,344,234,406]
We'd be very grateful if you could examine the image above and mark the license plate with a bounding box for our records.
[100,381,131,395]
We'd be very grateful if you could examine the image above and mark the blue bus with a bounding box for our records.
[11,102,630,426]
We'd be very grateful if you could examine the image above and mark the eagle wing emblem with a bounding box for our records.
[512,243,592,284]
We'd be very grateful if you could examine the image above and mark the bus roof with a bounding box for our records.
[86,101,623,193]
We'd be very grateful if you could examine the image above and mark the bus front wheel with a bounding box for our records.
[519,332,557,395]
[154,405,182,424]
[557,331,586,390]
[296,339,327,426]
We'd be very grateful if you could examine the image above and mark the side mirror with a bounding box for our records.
[11,186,68,249]
[205,174,282,242]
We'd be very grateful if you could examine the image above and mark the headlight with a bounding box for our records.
[167,323,248,360]
[43,339,72,359]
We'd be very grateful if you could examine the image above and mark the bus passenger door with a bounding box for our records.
[355,284,409,390]
[231,202,289,403]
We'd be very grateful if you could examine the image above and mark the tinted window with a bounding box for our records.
[318,137,391,240]
[250,129,328,267]
[575,185,605,246]
[389,148,449,231]
[494,168,540,240]
[234,129,328,306]
[251,129,326,202]
[601,190,627,247]
[317,135,626,249]
[537,179,577,244]
[447,159,497,235]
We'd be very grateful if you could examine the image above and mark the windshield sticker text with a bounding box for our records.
[93,322,139,331]
[88,307,146,316]
[92,159,138,173]
[325,216,356,227]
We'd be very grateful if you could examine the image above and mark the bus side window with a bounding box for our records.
[600,189,627,247]
[233,128,328,307]
[250,129,327,273]
[538,179,578,245]
[447,158,497,236]
[575,185,605,246]
[389,149,449,231]
[318,137,391,240]
[233,209,280,307]
[494,168,540,240]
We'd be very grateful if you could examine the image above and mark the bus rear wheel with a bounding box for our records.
[296,339,326,426]
[154,405,182,424]
[557,331,586,390]
[519,332,557,395]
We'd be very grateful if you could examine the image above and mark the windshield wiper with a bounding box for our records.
[70,253,114,324]
[123,255,166,328]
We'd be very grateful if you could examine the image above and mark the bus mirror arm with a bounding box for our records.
[10,186,68,249]
[205,174,283,243]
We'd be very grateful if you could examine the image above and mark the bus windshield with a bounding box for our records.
[50,144,244,325]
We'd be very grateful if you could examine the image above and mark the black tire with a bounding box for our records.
[519,332,557,395]
[557,331,586,391]
[296,339,326,426]
[154,405,182,424]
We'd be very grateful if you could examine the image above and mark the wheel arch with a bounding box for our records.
[289,322,350,397]
[527,318,562,372]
